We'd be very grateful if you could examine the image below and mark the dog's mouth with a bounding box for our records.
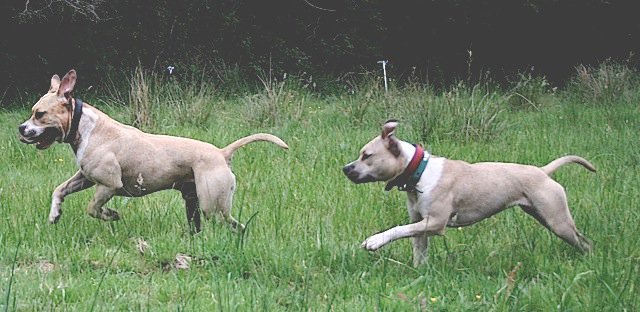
[343,165,377,184]
[348,174,377,184]
[20,128,61,150]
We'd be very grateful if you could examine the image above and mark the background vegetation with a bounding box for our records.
[2,0,640,104]
[1,64,638,310]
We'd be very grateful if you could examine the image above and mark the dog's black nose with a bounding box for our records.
[18,124,27,136]
[343,164,354,175]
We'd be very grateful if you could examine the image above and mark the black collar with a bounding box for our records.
[63,98,83,144]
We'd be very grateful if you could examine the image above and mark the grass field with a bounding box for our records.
[1,69,639,311]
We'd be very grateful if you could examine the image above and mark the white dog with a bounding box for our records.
[343,120,594,266]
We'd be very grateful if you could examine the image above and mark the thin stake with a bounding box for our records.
[378,60,388,92]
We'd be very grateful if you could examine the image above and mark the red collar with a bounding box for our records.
[385,144,424,191]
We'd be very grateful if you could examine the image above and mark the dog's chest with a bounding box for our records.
[74,108,98,167]
[410,157,445,212]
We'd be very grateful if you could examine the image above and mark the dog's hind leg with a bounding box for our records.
[408,205,430,267]
[50,171,95,223]
[86,184,119,221]
[84,155,123,221]
[523,181,593,253]
[195,168,244,232]
[180,182,201,234]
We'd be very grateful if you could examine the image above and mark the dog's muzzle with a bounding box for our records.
[343,164,376,184]
[18,123,61,150]
[18,124,33,139]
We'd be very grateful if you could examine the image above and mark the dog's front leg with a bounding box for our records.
[361,222,424,251]
[362,216,446,253]
[86,184,119,221]
[50,171,95,223]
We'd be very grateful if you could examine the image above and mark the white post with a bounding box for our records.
[377,60,388,92]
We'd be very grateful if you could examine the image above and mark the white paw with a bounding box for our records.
[361,233,388,251]
[48,211,61,224]
[49,200,62,224]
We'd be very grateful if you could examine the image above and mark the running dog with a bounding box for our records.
[343,120,594,266]
[18,69,288,232]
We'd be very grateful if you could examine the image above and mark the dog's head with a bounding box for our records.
[343,120,407,184]
[18,70,77,150]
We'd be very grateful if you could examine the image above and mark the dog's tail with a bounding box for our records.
[222,133,289,160]
[540,155,596,176]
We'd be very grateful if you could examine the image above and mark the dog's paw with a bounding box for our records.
[361,233,387,251]
[101,208,120,221]
[48,211,62,224]
[230,222,246,234]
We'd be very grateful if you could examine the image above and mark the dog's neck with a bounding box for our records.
[69,104,98,159]
[399,140,432,166]
[399,141,417,166]
[385,140,430,192]
[63,98,84,145]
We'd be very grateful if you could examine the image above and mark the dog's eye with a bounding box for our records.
[34,111,46,119]
[361,153,372,160]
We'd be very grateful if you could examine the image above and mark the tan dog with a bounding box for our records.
[343,120,595,266]
[18,69,288,232]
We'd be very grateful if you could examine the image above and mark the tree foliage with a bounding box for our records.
[1,0,638,101]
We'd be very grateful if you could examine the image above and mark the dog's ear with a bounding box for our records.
[57,69,77,100]
[386,136,401,157]
[382,120,401,157]
[49,75,61,93]
[381,119,398,139]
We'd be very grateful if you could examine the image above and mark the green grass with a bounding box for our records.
[1,74,639,311]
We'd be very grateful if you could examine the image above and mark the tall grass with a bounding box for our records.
[393,81,509,143]
[241,71,308,127]
[1,63,638,310]
[130,65,154,129]
[569,61,637,105]
[103,65,222,131]
[507,73,555,110]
